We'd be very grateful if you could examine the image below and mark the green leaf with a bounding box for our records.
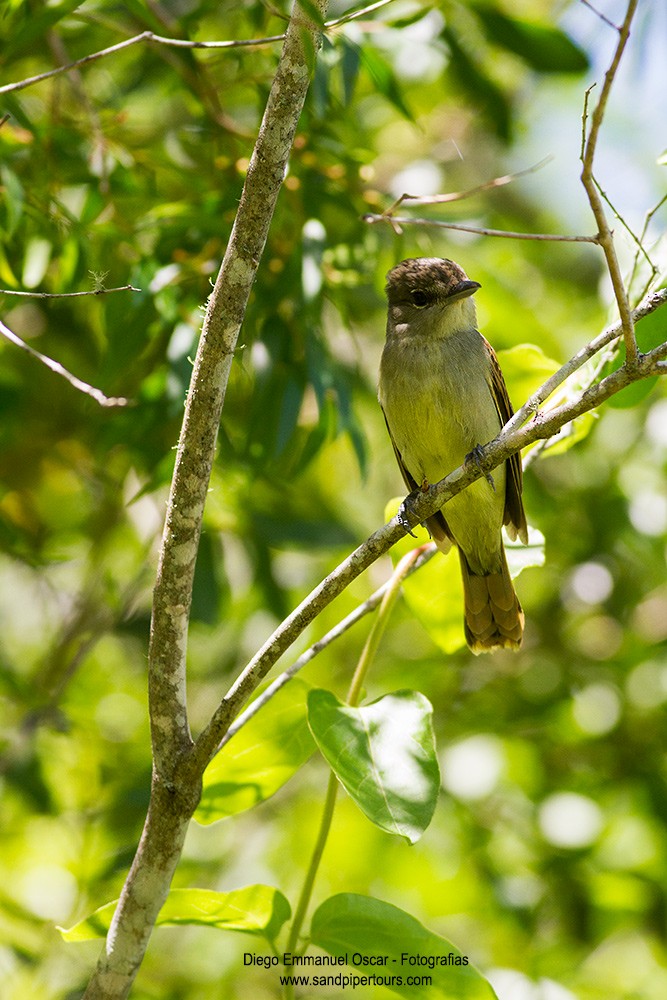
[22,236,51,289]
[359,47,414,122]
[60,885,291,943]
[0,165,24,238]
[0,0,85,59]
[495,343,560,411]
[311,893,498,999]
[339,37,361,107]
[385,501,544,654]
[472,3,589,73]
[307,689,439,843]
[441,25,512,142]
[494,343,600,455]
[196,678,315,824]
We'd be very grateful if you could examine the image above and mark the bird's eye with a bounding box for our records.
[411,290,429,308]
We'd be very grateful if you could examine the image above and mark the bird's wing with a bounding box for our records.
[484,338,528,544]
[381,409,453,551]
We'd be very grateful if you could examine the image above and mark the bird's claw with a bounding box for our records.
[466,443,495,491]
[397,489,422,537]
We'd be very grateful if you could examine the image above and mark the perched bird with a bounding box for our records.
[378,257,528,653]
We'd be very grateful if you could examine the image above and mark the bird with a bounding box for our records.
[378,256,528,653]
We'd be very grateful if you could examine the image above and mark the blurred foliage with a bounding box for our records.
[0,1,666,999]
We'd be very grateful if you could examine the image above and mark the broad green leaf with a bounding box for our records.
[60,885,290,943]
[196,678,315,824]
[311,893,498,999]
[385,499,544,654]
[307,689,439,843]
[472,3,589,74]
[495,344,560,411]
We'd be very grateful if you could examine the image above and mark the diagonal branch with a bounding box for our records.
[0,318,130,407]
[217,545,438,751]
[193,329,667,770]
[506,287,667,434]
[193,289,667,769]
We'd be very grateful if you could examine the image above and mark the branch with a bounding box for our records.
[81,4,329,998]
[580,0,640,364]
[223,287,667,749]
[194,291,667,768]
[217,545,437,751]
[0,3,393,97]
[362,214,600,242]
[326,0,396,29]
[381,157,553,215]
[0,30,285,95]
[0,284,140,298]
[361,160,599,241]
[506,286,667,434]
[0,318,129,407]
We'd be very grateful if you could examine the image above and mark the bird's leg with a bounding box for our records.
[466,444,495,491]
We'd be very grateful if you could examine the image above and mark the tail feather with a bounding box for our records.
[459,547,523,654]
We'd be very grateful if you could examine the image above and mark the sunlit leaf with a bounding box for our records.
[196,678,315,824]
[311,893,498,999]
[495,343,560,411]
[60,885,291,943]
[307,688,439,843]
[21,237,51,289]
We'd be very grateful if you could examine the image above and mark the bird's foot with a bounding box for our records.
[397,488,424,537]
[466,444,495,491]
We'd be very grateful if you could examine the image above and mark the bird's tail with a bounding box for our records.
[458,546,523,654]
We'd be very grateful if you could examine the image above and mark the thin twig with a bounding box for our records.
[383,158,553,215]
[0,319,129,407]
[580,0,640,365]
[0,30,285,95]
[217,544,437,752]
[628,192,667,301]
[362,213,600,242]
[327,0,396,29]
[0,2,393,98]
[593,178,656,284]
[580,0,620,31]
[284,546,424,964]
[0,284,140,298]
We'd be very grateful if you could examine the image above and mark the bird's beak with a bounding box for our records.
[446,279,481,303]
